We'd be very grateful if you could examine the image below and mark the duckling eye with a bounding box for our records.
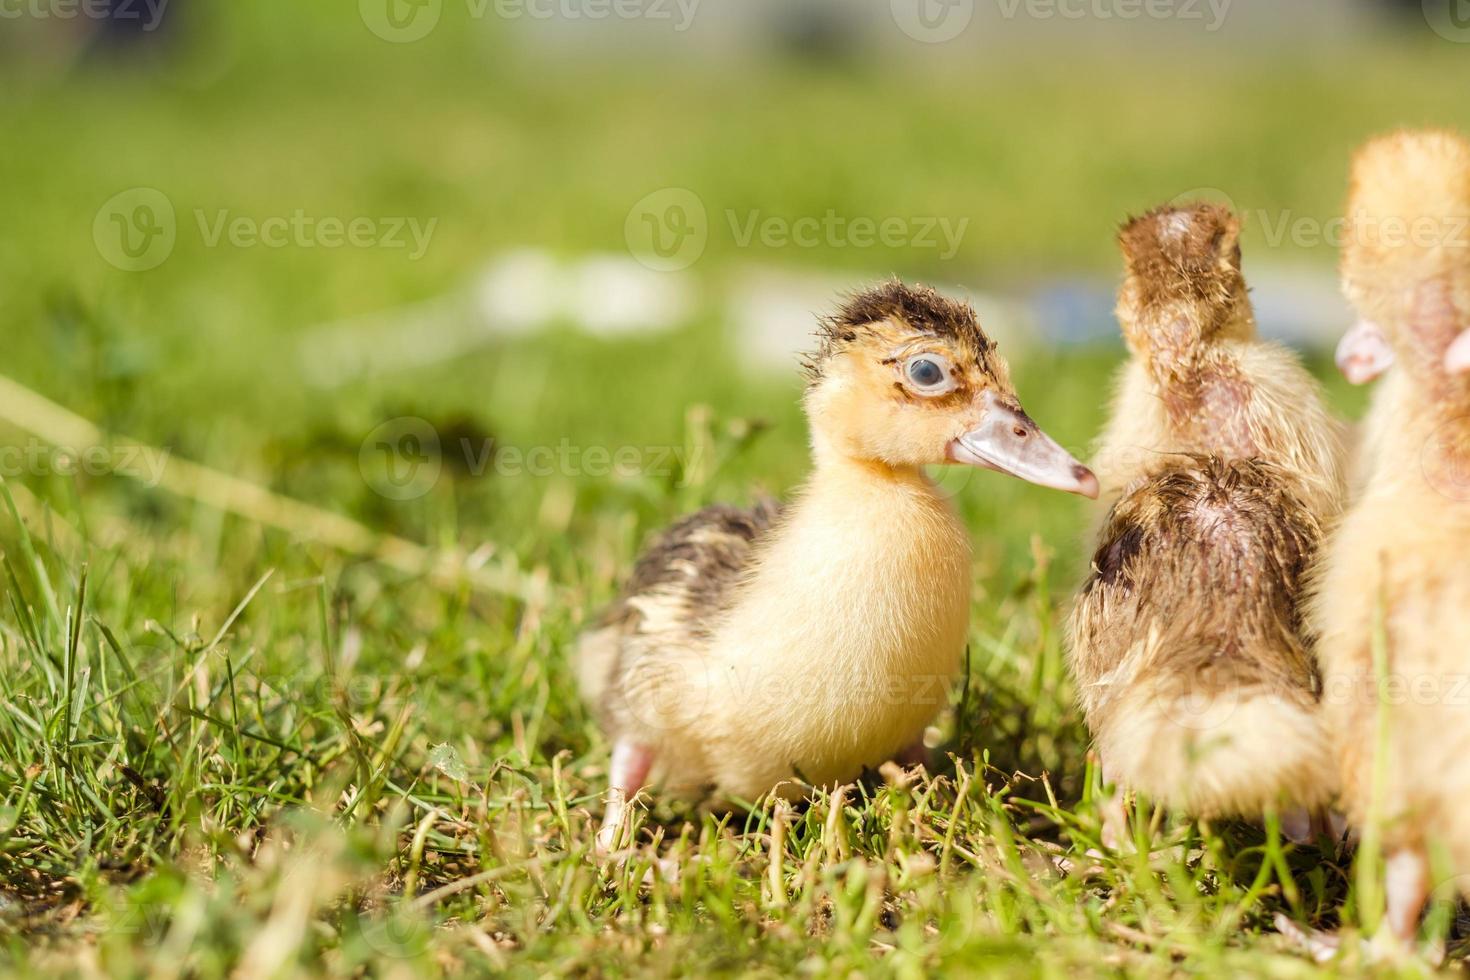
[903,355,954,394]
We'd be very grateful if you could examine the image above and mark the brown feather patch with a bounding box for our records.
[804,279,1003,386]
[1118,203,1243,310]
[1071,454,1323,718]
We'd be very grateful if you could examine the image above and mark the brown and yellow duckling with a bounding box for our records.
[1068,203,1345,840]
[580,281,1098,851]
[1307,129,1470,954]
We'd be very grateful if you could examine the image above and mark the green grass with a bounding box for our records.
[0,5,1462,976]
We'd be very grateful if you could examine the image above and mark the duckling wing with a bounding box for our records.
[577,498,782,717]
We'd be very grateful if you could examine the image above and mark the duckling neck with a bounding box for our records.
[808,434,922,486]
[1375,369,1470,483]
[1149,346,1259,459]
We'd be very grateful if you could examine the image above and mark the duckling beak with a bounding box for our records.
[1336,319,1395,384]
[1445,328,1470,375]
[947,390,1099,498]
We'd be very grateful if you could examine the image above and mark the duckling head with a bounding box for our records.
[1340,129,1470,387]
[802,280,1098,498]
[1115,202,1254,381]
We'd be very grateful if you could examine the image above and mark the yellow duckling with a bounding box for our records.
[1310,129,1470,950]
[580,281,1097,850]
[1069,203,1345,838]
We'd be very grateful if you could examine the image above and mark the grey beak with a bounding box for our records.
[947,390,1099,499]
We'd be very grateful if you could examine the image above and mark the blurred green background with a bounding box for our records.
[6,0,1465,582]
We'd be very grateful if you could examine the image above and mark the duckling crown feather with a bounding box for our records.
[1345,129,1470,283]
[1117,203,1243,310]
[803,280,1003,386]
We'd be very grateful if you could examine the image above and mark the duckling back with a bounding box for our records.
[1068,455,1334,815]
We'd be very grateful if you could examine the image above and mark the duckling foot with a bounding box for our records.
[1280,808,1312,844]
[1274,847,1438,967]
[1098,790,1132,854]
[1309,808,1352,847]
[1383,846,1430,950]
[1274,915,1441,968]
[595,739,656,855]
[1273,914,1342,963]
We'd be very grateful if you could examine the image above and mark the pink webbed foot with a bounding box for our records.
[595,739,656,855]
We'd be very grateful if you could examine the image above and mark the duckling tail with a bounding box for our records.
[1096,673,1336,817]
[576,624,622,710]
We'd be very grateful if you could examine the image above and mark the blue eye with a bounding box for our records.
[907,357,946,388]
